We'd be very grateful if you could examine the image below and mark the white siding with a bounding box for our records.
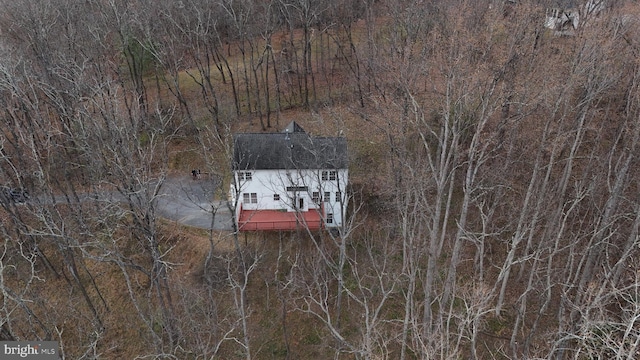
[231,168,348,228]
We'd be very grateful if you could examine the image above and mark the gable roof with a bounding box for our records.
[232,122,348,170]
[283,120,306,133]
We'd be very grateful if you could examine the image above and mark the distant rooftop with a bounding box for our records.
[552,0,578,8]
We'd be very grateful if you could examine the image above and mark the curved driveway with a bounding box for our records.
[156,175,234,231]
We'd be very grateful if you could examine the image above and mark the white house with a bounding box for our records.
[230,121,348,231]
[544,0,606,34]
[545,6,580,32]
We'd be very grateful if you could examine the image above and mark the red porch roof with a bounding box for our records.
[238,208,324,231]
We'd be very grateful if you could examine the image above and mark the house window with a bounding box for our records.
[322,170,337,181]
[273,194,280,201]
[326,213,334,224]
[239,171,252,181]
[324,191,330,203]
[312,192,320,204]
[243,193,257,204]
[335,191,342,203]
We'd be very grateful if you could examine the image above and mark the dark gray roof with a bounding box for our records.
[549,0,577,8]
[232,126,347,170]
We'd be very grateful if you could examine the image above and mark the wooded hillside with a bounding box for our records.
[0,0,639,359]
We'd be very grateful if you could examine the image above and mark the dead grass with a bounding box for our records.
[7,2,636,357]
